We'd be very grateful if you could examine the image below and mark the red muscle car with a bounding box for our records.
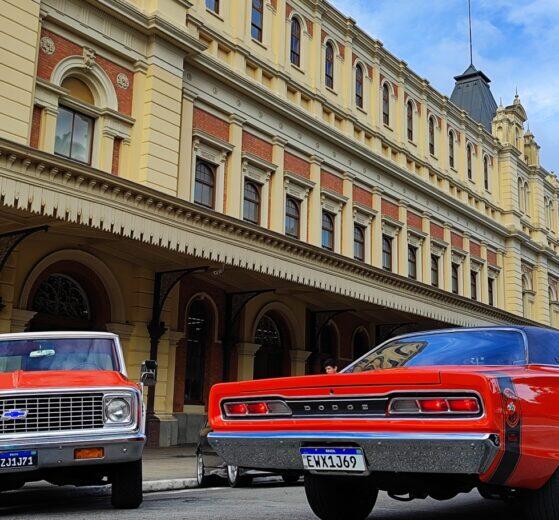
[208,327,559,520]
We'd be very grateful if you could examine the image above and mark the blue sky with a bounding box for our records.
[329,0,559,173]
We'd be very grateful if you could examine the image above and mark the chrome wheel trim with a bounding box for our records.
[227,465,238,484]
[196,453,204,485]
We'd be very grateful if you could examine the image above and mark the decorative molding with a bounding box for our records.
[40,36,55,55]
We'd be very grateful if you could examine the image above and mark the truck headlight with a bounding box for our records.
[104,397,132,424]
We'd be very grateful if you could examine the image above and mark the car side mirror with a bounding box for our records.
[140,360,157,387]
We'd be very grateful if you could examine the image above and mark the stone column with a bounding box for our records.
[289,349,312,376]
[10,309,36,333]
[421,212,432,284]
[225,114,245,219]
[397,201,408,276]
[41,107,58,154]
[442,223,452,292]
[371,188,383,268]
[497,249,506,309]
[99,128,116,173]
[236,343,261,381]
[269,136,287,233]
[462,233,472,298]
[308,156,323,247]
[503,238,524,316]
[177,88,196,200]
[341,173,354,258]
[480,242,489,304]
[534,256,551,325]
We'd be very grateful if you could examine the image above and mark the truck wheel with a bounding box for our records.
[521,470,559,520]
[227,465,252,488]
[304,473,378,520]
[111,459,143,509]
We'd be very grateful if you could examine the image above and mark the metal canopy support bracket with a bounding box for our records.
[222,289,275,381]
[0,225,49,310]
[145,266,209,447]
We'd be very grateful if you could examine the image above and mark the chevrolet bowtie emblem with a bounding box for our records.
[2,409,28,420]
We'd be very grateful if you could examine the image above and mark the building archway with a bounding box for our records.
[253,311,292,379]
[26,260,111,331]
[352,327,371,360]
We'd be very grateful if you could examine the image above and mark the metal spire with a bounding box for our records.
[468,0,474,65]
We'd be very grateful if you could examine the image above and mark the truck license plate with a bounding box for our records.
[300,447,366,472]
[0,450,37,469]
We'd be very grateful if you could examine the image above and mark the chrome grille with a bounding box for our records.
[0,393,104,434]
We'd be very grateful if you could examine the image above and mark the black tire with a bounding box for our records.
[281,473,301,484]
[111,459,143,509]
[521,470,559,520]
[196,452,212,488]
[227,465,252,488]
[304,473,378,520]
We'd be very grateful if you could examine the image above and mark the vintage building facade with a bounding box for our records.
[0,0,556,445]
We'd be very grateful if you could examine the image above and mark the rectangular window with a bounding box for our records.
[243,181,261,224]
[205,0,219,12]
[354,225,365,261]
[431,254,439,287]
[408,245,417,280]
[451,263,460,294]
[285,196,300,239]
[322,211,335,251]
[488,277,495,306]
[471,270,478,301]
[251,0,263,41]
[382,235,392,271]
[54,106,94,164]
[194,159,216,209]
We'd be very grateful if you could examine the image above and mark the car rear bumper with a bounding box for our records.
[208,431,500,475]
[0,433,145,475]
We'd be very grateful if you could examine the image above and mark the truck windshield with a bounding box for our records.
[0,338,119,372]
[343,330,526,373]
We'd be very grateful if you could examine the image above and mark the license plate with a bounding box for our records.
[300,447,366,472]
[0,450,37,469]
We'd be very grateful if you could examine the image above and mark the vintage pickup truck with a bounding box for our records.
[0,331,156,509]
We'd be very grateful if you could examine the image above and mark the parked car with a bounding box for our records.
[208,326,559,520]
[196,422,301,487]
[0,331,156,509]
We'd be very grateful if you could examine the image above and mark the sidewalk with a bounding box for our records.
[142,444,198,492]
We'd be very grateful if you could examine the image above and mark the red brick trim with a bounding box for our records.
[430,222,444,241]
[487,250,498,266]
[451,232,463,249]
[321,170,343,194]
[284,151,310,179]
[30,106,42,149]
[381,199,399,220]
[353,186,372,207]
[407,211,422,231]
[242,131,273,163]
[193,108,230,142]
[470,241,481,258]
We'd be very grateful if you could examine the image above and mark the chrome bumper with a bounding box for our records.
[208,431,500,475]
[0,433,145,474]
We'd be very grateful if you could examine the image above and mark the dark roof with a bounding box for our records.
[450,64,498,132]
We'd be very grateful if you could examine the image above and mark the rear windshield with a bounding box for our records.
[0,338,119,372]
[343,330,526,373]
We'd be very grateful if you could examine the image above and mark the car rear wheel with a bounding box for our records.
[111,459,143,509]
[304,473,378,520]
[227,465,252,488]
[197,452,212,488]
[521,469,559,519]
[281,473,301,484]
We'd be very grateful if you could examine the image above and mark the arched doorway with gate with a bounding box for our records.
[253,312,292,380]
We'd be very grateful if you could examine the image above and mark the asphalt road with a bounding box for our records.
[0,479,522,519]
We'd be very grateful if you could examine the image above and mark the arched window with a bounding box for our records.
[467,144,473,180]
[319,321,337,357]
[243,181,260,224]
[354,225,365,261]
[407,101,414,141]
[184,298,211,403]
[352,328,370,360]
[55,78,95,164]
[194,159,215,208]
[322,211,335,251]
[471,270,478,301]
[408,245,417,280]
[518,178,525,212]
[484,156,490,191]
[32,274,90,321]
[524,182,530,215]
[254,314,287,379]
[251,0,264,41]
[325,42,334,89]
[448,130,455,169]
[382,235,392,271]
[431,254,440,287]
[545,197,553,229]
[285,197,300,239]
[355,64,364,109]
[290,17,301,67]
[382,83,390,126]
[428,116,435,156]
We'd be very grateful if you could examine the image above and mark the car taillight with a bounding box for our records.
[223,399,292,419]
[387,396,481,416]
[503,388,520,428]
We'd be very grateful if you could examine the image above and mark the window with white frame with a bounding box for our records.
[325,41,335,89]
[382,83,390,126]
[284,172,313,242]
[448,130,455,169]
[428,116,436,156]
[355,64,364,109]
[407,100,414,141]
[466,143,474,180]
[290,17,301,67]
[241,154,273,228]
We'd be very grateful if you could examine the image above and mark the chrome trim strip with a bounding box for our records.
[0,432,146,449]
[209,431,493,441]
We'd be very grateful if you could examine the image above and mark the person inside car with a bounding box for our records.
[323,358,338,374]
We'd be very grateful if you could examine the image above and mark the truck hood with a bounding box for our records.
[0,370,137,390]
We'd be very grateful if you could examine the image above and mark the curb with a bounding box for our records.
[143,478,198,493]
